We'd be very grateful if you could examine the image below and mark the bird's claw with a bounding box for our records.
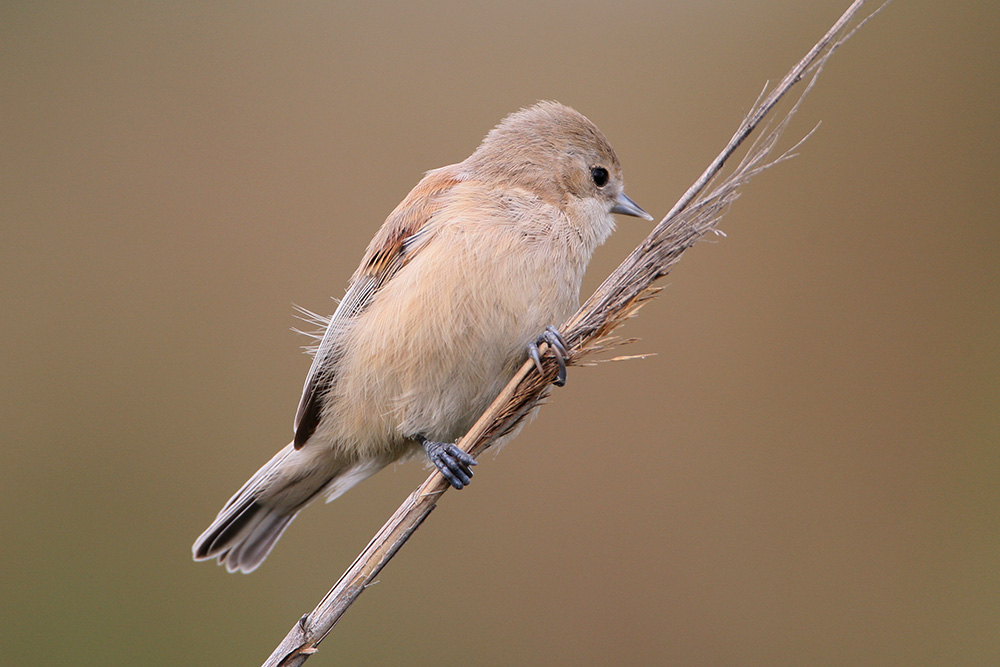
[418,437,477,489]
[528,325,569,387]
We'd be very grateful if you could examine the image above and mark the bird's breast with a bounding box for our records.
[315,195,590,456]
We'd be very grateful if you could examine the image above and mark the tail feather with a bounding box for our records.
[193,495,303,574]
[192,444,387,573]
[229,509,297,570]
[195,495,258,558]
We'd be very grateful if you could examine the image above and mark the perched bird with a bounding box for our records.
[193,101,652,573]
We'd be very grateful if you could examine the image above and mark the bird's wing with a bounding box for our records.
[292,167,462,448]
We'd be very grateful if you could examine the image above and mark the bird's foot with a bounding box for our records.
[416,436,477,489]
[527,325,569,387]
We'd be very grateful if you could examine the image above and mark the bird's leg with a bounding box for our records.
[527,325,569,387]
[414,435,477,489]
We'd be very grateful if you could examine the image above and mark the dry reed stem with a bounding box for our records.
[262,2,888,664]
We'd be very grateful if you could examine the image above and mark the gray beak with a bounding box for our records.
[611,191,654,221]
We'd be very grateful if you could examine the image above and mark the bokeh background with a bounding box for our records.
[3,1,997,665]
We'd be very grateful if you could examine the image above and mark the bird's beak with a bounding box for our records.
[611,191,654,221]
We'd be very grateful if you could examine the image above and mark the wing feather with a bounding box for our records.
[292,167,462,448]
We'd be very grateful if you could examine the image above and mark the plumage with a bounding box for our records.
[193,101,651,573]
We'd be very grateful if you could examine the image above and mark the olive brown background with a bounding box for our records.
[2,2,997,665]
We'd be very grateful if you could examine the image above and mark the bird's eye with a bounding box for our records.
[590,166,609,188]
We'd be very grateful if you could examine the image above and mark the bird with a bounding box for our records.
[192,101,652,573]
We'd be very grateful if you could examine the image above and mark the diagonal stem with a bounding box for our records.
[261,2,889,664]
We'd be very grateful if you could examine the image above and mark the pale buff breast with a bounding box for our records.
[313,184,600,461]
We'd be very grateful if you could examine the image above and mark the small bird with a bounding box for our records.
[193,101,652,573]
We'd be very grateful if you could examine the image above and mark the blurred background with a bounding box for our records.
[2,1,997,665]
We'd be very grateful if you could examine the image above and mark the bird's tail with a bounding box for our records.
[192,443,383,573]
